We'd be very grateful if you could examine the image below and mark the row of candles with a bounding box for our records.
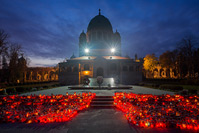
[114,92,199,131]
[0,92,96,123]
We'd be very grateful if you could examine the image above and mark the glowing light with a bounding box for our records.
[114,92,199,130]
[85,48,89,53]
[83,71,90,75]
[111,78,114,83]
[111,48,115,53]
[0,92,96,123]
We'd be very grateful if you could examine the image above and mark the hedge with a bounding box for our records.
[15,87,27,93]
[6,88,16,94]
[159,85,183,91]
[0,89,6,95]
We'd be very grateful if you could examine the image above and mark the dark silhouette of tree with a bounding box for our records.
[2,56,8,69]
[159,50,177,69]
[176,37,198,78]
[193,48,199,78]
[0,29,9,68]
[8,44,21,82]
[8,44,28,83]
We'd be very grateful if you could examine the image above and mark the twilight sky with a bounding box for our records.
[0,0,199,67]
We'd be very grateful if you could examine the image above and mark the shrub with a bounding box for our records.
[188,89,197,95]
[181,89,188,95]
[32,88,37,91]
[138,83,144,86]
[0,89,6,95]
[15,87,26,93]
[56,84,60,87]
[26,87,32,92]
[42,86,49,89]
[6,88,16,94]
[38,87,43,90]
[159,85,183,91]
[51,84,56,87]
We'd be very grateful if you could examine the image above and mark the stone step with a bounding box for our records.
[91,101,114,104]
[91,96,114,108]
[90,104,114,109]
[92,98,114,101]
[95,96,113,98]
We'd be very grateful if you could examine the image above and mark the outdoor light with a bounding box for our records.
[111,78,114,83]
[111,48,115,53]
[0,93,96,123]
[85,48,89,53]
[114,92,199,130]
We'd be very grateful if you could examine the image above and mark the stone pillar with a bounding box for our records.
[157,67,161,78]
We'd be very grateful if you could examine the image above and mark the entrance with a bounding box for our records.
[97,67,103,77]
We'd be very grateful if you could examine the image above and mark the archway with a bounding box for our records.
[97,67,104,77]
[166,69,170,78]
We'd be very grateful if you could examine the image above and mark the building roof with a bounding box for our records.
[70,56,130,60]
[103,56,130,60]
[70,53,76,59]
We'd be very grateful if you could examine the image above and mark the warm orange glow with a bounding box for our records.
[0,92,96,123]
[83,71,90,75]
[114,92,199,130]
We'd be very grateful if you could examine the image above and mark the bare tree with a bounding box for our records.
[8,44,22,82]
[0,29,9,68]
[176,36,198,78]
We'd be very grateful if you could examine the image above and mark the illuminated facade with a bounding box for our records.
[59,10,143,85]
[25,67,58,82]
[144,64,178,79]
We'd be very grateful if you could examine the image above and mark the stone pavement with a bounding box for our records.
[22,85,174,96]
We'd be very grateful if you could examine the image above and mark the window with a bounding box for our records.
[84,64,89,70]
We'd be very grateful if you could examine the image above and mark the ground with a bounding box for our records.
[0,86,179,133]
[22,85,174,96]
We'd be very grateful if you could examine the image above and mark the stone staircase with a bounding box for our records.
[90,96,114,108]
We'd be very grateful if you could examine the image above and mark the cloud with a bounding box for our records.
[0,0,199,66]
[28,55,63,67]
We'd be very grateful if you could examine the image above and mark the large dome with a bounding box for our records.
[87,14,113,32]
[78,10,121,56]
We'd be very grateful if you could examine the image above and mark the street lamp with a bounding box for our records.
[111,48,115,53]
[85,48,89,53]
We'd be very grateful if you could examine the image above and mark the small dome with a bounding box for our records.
[115,30,120,36]
[87,13,113,32]
[70,53,76,59]
[80,30,86,37]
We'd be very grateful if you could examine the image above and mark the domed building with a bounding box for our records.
[59,10,143,85]
[79,10,121,56]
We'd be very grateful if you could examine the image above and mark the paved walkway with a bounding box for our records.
[22,85,174,96]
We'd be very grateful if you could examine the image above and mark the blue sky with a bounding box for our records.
[0,0,199,66]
